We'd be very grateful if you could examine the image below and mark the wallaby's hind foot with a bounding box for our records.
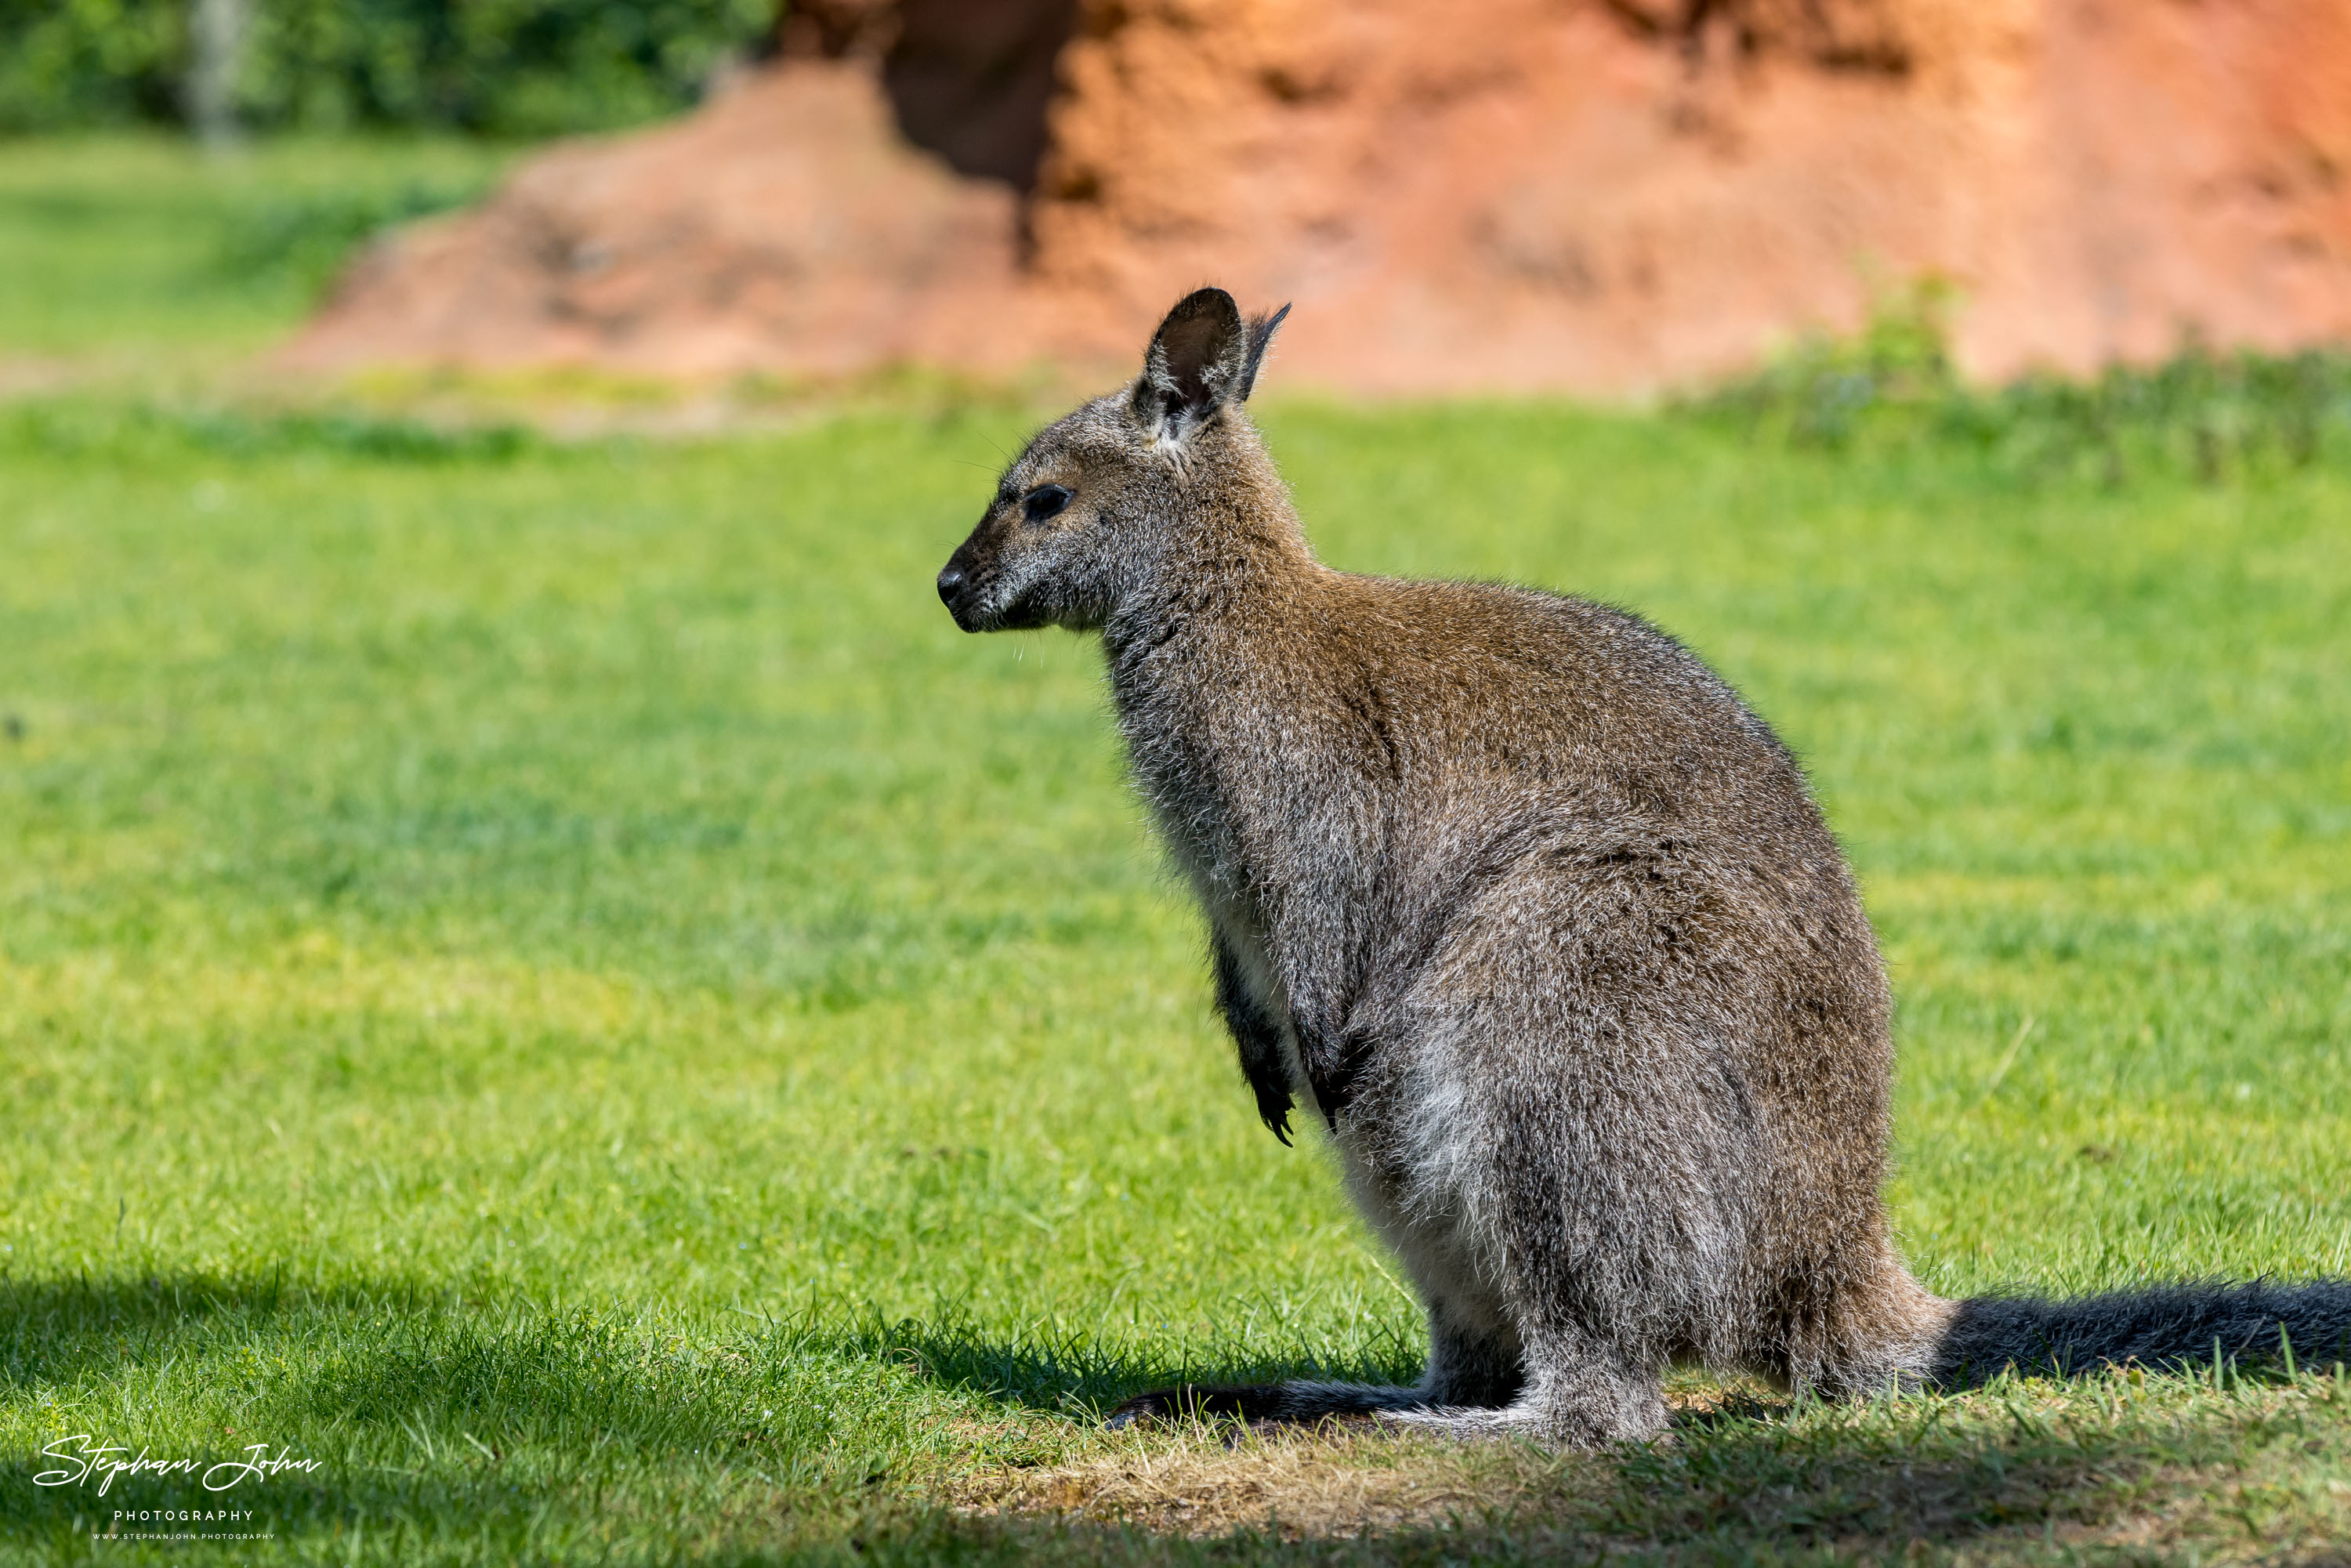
[1105,1381,1423,1431]
[1378,1348,1672,1448]
[1378,1372,1670,1447]
[1378,1399,1669,1447]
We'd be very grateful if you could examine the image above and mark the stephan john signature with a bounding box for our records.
[34,1435,322,1495]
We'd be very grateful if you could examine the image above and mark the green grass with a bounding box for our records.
[2,138,2349,1564]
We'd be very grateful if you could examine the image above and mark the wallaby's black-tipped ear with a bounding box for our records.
[1236,302,1290,403]
[1133,287,1252,446]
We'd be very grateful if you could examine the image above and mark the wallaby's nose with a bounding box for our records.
[936,566,967,610]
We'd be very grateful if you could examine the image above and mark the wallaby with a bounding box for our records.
[934,288,2351,1444]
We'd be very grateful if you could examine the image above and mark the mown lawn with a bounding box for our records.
[2,138,2349,1566]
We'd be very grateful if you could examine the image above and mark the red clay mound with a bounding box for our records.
[293,60,1037,380]
[287,0,2351,395]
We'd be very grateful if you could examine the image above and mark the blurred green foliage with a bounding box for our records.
[0,0,777,136]
[0,0,187,128]
[1693,278,2351,484]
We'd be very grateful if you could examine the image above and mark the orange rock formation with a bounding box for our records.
[288,0,2351,394]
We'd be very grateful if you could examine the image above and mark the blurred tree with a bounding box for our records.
[0,0,777,135]
[187,0,249,144]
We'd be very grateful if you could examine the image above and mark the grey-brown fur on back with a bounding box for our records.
[935,288,2348,1445]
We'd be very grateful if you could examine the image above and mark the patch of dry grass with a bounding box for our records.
[951,1423,1571,1540]
[931,1369,2351,1565]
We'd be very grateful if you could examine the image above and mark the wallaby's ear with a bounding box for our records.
[1133,288,1286,447]
[1236,302,1290,403]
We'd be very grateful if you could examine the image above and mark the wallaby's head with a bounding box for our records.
[936,287,1290,635]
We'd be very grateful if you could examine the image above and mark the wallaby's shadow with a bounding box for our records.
[800,1307,1424,1421]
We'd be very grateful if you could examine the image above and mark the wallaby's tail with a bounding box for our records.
[1930,1280,2351,1386]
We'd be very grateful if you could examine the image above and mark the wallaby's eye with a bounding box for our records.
[1022,484,1072,523]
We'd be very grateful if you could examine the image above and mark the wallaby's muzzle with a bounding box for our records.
[936,520,1007,631]
[936,537,1026,632]
[935,562,975,629]
[938,503,1056,632]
